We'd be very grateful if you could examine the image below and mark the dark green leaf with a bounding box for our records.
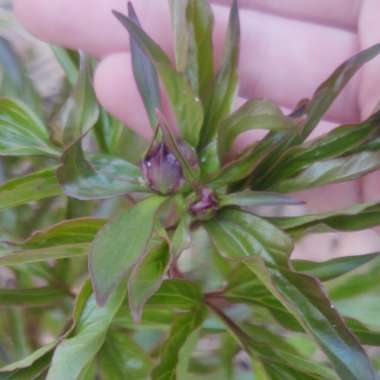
[268,110,380,183]
[152,306,207,380]
[292,252,380,281]
[247,45,380,190]
[128,238,170,321]
[224,263,380,347]
[46,279,128,380]
[217,100,294,162]
[0,287,67,306]
[99,330,153,379]
[244,258,376,380]
[128,3,161,127]
[0,98,59,157]
[57,143,146,200]
[93,110,147,161]
[89,196,165,305]
[205,208,293,263]
[301,43,380,139]
[272,202,380,235]
[210,135,278,187]
[206,209,376,380]
[271,151,380,192]
[200,0,240,148]
[0,168,62,210]
[219,190,302,208]
[52,54,99,146]
[345,318,380,347]
[113,10,203,147]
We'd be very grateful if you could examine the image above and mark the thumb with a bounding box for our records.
[357,0,380,208]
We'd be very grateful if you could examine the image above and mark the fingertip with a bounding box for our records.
[358,0,380,118]
[94,52,152,139]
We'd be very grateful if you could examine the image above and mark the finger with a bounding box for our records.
[358,0,380,119]
[292,229,380,260]
[14,0,173,56]
[94,53,150,138]
[213,0,363,31]
[96,52,367,217]
[95,52,340,144]
[292,181,361,212]
[15,0,360,123]
[357,0,380,207]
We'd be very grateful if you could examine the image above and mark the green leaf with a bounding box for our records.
[292,253,380,282]
[344,318,380,347]
[113,10,203,147]
[151,306,207,380]
[200,0,240,148]
[170,0,214,99]
[272,202,380,235]
[267,110,380,183]
[247,44,380,190]
[0,37,42,116]
[128,238,170,321]
[301,43,380,139]
[21,218,106,249]
[46,279,128,380]
[51,46,78,86]
[205,208,293,263]
[271,151,380,192]
[0,287,67,306]
[206,209,376,380]
[0,346,54,380]
[210,135,278,187]
[57,143,146,200]
[0,98,59,157]
[243,323,338,380]
[127,3,161,127]
[224,263,380,347]
[217,100,294,162]
[169,0,188,72]
[0,244,89,267]
[244,258,376,380]
[171,214,192,257]
[0,281,92,379]
[52,54,99,146]
[89,196,165,305]
[0,218,104,267]
[219,190,302,208]
[99,330,153,379]
[148,279,203,310]
[0,168,62,210]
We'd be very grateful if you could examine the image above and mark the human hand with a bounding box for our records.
[14,0,380,216]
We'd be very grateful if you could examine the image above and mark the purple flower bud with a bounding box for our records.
[142,142,183,195]
[190,188,218,219]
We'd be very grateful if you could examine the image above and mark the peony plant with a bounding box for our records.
[1,1,380,379]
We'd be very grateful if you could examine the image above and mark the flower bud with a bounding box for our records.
[142,142,183,195]
[189,188,218,220]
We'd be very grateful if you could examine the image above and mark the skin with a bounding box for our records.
[13,0,380,222]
